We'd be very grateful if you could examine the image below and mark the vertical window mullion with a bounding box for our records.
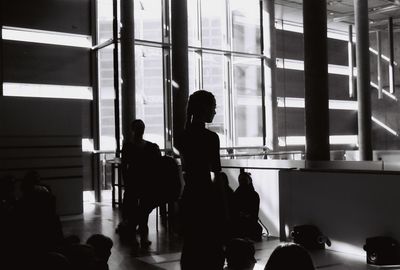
[225,54,234,147]
[225,0,233,147]
[259,0,267,146]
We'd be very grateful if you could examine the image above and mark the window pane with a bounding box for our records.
[134,0,162,42]
[188,0,199,46]
[97,0,113,44]
[98,46,116,150]
[231,0,261,53]
[135,46,165,149]
[233,57,263,146]
[201,0,227,50]
[188,50,202,94]
[203,53,228,147]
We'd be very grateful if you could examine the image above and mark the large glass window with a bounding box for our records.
[96,0,267,153]
[189,0,265,148]
[135,46,165,149]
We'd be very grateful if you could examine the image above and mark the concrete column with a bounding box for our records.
[120,0,136,140]
[354,0,372,160]
[171,0,189,148]
[303,0,330,161]
[263,0,279,151]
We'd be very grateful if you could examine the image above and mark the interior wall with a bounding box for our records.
[0,97,86,215]
[0,0,93,215]
[279,169,400,255]
[275,29,357,152]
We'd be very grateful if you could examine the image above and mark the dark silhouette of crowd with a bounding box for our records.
[0,93,317,270]
[0,171,114,270]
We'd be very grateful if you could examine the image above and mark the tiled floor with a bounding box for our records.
[62,202,377,270]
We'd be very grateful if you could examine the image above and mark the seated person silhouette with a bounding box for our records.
[14,170,63,254]
[224,238,256,270]
[264,243,315,270]
[232,171,262,242]
[119,119,161,250]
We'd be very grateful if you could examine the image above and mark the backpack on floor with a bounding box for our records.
[291,224,331,250]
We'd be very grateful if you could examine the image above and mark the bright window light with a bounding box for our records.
[370,82,398,101]
[279,135,358,146]
[82,138,94,152]
[276,58,349,75]
[83,191,95,203]
[278,136,305,146]
[371,116,398,136]
[277,97,304,108]
[3,82,93,100]
[330,135,358,145]
[329,100,358,110]
[277,97,358,110]
[2,26,92,48]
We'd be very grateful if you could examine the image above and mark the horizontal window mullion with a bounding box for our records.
[189,45,263,58]
[134,39,171,48]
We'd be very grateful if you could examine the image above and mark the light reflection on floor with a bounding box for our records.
[61,200,377,270]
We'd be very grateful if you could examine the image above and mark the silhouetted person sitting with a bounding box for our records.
[264,243,315,270]
[86,234,113,270]
[14,171,63,255]
[177,90,224,270]
[120,119,161,250]
[232,171,262,242]
[224,238,256,270]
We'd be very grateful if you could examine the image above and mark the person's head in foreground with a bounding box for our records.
[225,238,256,270]
[264,243,315,270]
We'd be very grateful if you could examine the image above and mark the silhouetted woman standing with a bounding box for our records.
[178,90,224,270]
